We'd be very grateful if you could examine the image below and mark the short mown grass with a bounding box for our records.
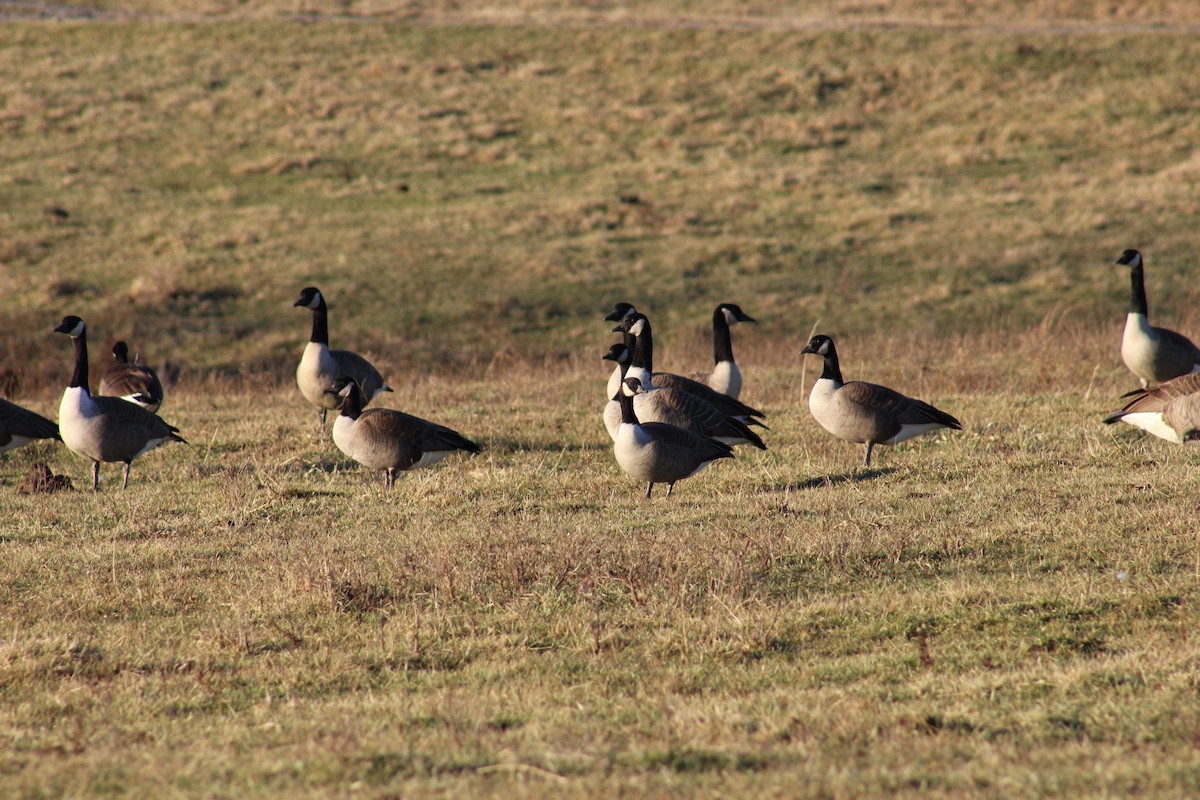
[3,5,1200,798]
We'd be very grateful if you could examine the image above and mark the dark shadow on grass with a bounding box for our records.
[781,467,896,491]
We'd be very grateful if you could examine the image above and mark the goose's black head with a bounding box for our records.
[613,312,649,336]
[113,341,130,363]
[604,302,637,322]
[324,376,361,403]
[1116,249,1143,268]
[718,303,755,324]
[53,315,86,338]
[294,287,325,310]
[602,343,630,364]
[621,376,646,397]
[800,334,836,358]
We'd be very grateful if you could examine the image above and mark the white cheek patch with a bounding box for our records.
[308,293,323,309]
[630,318,646,337]
[70,320,86,337]
[818,341,830,355]
[624,306,637,319]
[723,308,737,325]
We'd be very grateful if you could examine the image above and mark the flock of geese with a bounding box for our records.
[3,249,1200,494]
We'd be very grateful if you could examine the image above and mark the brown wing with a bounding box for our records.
[1117,372,1200,415]
[840,381,961,429]
[99,363,165,407]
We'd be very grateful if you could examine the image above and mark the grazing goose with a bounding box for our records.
[608,315,766,448]
[0,398,61,453]
[688,302,755,399]
[799,334,961,468]
[326,377,482,488]
[605,308,766,423]
[294,286,391,432]
[1103,372,1200,444]
[98,340,165,412]
[53,316,186,489]
[1116,249,1200,387]
[613,377,734,499]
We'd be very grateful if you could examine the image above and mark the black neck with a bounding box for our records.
[629,321,653,373]
[713,308,733,364]
[1129,263,1148,316]
[70,332,90,391]
[819,347,843,383]
[617,387,639,424]
[339,383,364,419]
[309,301,329,344]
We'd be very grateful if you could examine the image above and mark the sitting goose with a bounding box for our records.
[0,398,61,454]
[603,303,765,422]
[98,340,165,412]
[688,302,756,399]
[53,316,186,489]
[1103,372,1200,444]
[608,316,766,449]
[1116,249,1200,387]
[294,286,391,432]
[799,334,961,468]
[325,377,482,488]
[613,377,734,499]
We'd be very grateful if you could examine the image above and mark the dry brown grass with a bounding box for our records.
[4,7,1200,797]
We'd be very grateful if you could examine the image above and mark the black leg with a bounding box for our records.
[92,461,100,491]
[385,469,394,489]
[666,482,676,498]
[319,408,327,433]
[863,443,874,468]
[644,482,653,499]
[122,461,131,489]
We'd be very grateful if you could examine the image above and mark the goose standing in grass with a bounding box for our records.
[613,377,733,499]
[688,302,755,399]
[0,398,61,454]
[294,286,391,432]
[1103,372,1200,444]
[325,377,481,488]
[799,335,961,468]
[610,314,766,449]
[98,340,165,412]
[53,316,186,489]
[604,305,766,424]
[1116,249,1200,387]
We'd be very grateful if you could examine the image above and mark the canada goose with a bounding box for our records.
[98,340,165,412]
[0,398,61,453]
[613,377,734,498]
[1116,249,1200,387]
[604,306,765,422]
[325,377,482,488]
[294,286,391,432]
[1103,372,1200,444]
[608,316,767,449]
[53,316,186,489]
[799,335,961,468]
[688,302,755,399]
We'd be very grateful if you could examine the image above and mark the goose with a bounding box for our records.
[0,398,61,454]
[604,306,765,423]
[325,377,482,488]
[613,377,734,499]
[608,316,766,449]
[799,334,961,467]
[688,302,755,398]
[53,316,186,489]
[1116,249,1200,387]
[98,340,165,412]
[294,286,391,432]
[1103,372,1200,444]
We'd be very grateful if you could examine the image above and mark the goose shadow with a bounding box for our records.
[779,466,897,491]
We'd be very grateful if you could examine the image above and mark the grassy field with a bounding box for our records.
[4,4,1200,798]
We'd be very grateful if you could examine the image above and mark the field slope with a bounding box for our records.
[3,5,1200,798]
